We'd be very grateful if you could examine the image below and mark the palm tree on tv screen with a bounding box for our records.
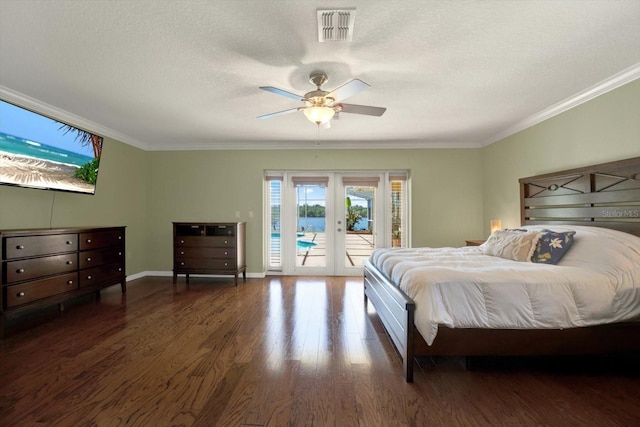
[58,124,102,158]
[58,123,103,185]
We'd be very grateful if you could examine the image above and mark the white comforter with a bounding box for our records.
[369,225,640,345]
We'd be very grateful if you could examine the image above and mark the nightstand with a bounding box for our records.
[465,239,485,246]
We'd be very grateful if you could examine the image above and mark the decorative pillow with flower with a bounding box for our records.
[531,230,576,264]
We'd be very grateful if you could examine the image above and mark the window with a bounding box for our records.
[389,174,407,247]
[266,176,282,269]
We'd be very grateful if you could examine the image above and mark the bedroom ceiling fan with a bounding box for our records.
[258,73,386,128]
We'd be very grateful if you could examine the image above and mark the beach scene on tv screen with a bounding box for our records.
[0,100,102,194]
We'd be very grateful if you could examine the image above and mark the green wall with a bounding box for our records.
[146,148,483,274]
[0,138,150,275]
[482,79,640,233]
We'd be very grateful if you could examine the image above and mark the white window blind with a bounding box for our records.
[389,174,407,248]
[266,175,283,269]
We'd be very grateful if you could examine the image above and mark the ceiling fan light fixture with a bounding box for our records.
[303,106,335,125]
[259,72,385,124]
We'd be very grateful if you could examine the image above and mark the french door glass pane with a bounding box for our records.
[295,184,326,268]
[345,185,376,268]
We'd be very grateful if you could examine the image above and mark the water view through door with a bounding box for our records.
[290,173,381,276]
[295,181,328,270]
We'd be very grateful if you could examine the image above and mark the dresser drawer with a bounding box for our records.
[79,247,125,269]
[5,273,78,308]
[174,236,236,248]
[207,236,236,247]
[80,230,124,250]
[175,224,204,236]
[174,247,235,259]
[206,225,235,236]
[4,234,77,259]
[79,264,124,288]
[5,253,78,283]
[174,258,237,270]
[174,236,210,248]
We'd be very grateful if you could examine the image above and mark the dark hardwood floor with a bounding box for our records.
[1,276,639,426]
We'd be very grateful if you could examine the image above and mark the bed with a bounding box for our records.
[364,156,640,382]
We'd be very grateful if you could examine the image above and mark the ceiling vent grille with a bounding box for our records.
[317,8,356,42]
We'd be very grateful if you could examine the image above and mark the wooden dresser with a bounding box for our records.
[173,222,246,286]
[1,226,126,336]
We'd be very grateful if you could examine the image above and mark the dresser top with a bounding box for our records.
[0,226,125,236]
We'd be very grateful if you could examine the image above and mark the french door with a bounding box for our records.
[267,171,407,276]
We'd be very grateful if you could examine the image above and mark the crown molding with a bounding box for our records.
[481,62,640,147]
[0,85,151,150]
[150,139,483,151]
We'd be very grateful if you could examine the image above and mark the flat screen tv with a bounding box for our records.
[0,99,103,195]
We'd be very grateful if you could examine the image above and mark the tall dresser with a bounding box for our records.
[1,226,126,336]
[173,222,246,286]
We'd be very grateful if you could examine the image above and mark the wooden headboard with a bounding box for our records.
[520,156,640,238]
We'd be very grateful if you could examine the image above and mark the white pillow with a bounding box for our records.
[480,230,541,262]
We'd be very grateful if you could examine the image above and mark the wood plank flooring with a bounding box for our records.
[1,276,639,426]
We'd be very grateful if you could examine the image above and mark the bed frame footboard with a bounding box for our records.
[363,259,416,382]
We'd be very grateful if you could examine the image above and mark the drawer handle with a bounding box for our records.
[118,236,122,240]
[224,240,228,244]
[17,268,25,274]
[86,257,92,262]
[180,240,185,244]
[66,261,73,265]
[224,262,228,266]
[224,251,228,255]
[67,280,74,285]
[118,267,122,272]
[180,251,184,255]
[118,252,122,256]
[180,262,185,266]
[16,245,24,250]
[66,241,73,245]
[87,275,92,280]
[86,239,92,243]
[17,291,25,297]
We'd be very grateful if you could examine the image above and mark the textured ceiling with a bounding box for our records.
[0,0,639,151]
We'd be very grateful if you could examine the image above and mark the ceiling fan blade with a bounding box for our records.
[259,86,305,101]
[326,79,370,102]
[338,103,386,116]
[257,107,300,119]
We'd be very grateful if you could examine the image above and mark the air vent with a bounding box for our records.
[317,8,356,42]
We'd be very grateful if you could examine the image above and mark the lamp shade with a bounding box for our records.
[303,106,335,125]
[490,219,502,234]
